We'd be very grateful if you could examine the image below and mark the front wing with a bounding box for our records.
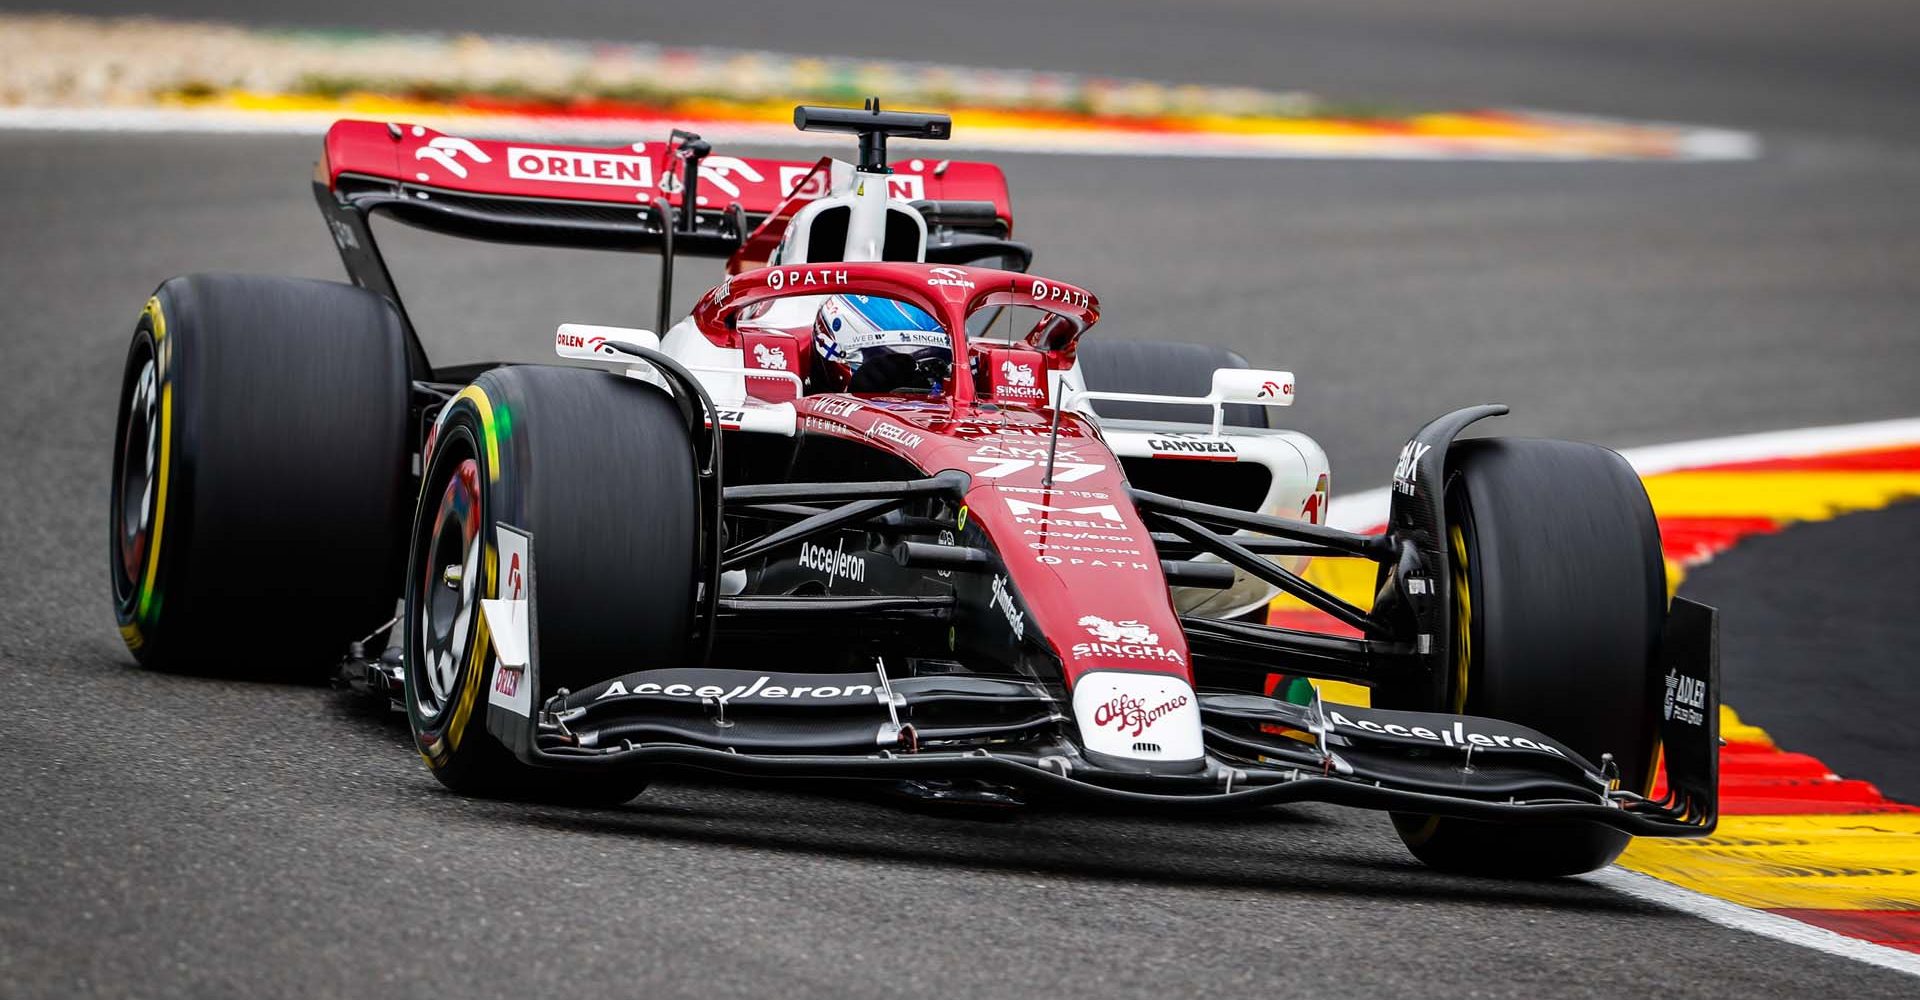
[478,597,1719,835]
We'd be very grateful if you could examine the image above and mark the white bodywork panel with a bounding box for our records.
[553,323,658,361]
[484,523,534,718]
[771,159,927,266]
[709,400,797,436]
[1058,357,1333,619]
[1099,418,1332,620]
[660,316,748,403]
[1071,670,1204,764]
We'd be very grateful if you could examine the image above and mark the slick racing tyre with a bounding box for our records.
[109,274,410,676]
[404,365,700,804]
[1385,438,1665,877]
[1074,341,1269,429]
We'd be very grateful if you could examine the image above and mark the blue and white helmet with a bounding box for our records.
[812,294,952,392]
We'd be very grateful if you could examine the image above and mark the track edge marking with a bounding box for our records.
[1586,867,1920,979]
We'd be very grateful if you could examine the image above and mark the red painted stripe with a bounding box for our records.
[1676,444,1920,474]
[1652,743,1917,815]
[1658,516,1781,564]
[1718,788,1920,815]
[1719,796,1919,816]
[1713,749,1843,779]
[1769,910,1920,954]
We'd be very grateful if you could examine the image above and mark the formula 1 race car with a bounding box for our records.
[109,102,1718,877]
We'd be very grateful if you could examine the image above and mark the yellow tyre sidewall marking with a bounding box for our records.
[445,545,496,754]
[453,384,500,481]
[1448,523,1471,716]
[135,296,173,626]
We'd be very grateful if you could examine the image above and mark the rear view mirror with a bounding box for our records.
[555,324,660,363]
[1066,367,1295,436]
[1210,368,1295,406]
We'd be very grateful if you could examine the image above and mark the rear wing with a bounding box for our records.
[312,119,1013,368]
[316,120,1011,255]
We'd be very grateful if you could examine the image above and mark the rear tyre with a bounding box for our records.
[1384,438,1665,877]
[1074,341,1269,428]
[404,365,701,804]
[108,274,410,676]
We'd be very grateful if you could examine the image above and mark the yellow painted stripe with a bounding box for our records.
[204,88,1638,143]
[1271,555,1376,611]
[1663,556,1689,599]
[214,89,476,119]
[1642,470,1920,522]
[1621,813,1920,911]
[1719,705,1776,749]
[1273,556,1377,706]
[1310,680,1371,707]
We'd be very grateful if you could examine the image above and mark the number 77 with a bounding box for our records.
[964,456,1103,482]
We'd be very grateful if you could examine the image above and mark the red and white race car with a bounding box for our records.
[109,103,1718,877]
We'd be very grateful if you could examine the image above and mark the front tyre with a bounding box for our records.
[1386,438,1665,877]
[404,366,701,803]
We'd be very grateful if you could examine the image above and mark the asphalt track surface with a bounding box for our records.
[1681,499,1920,807]
[3,2,1919,997]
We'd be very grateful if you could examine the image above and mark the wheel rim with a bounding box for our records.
[414,454,483,719]
[111,346,159,609]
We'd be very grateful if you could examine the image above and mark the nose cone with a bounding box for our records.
[1071,670,1204,769]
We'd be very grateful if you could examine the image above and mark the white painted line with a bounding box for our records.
[1587,867,1920,978]
[1503,106,1763,161]
[1327,415,1920,532]
[1327,485,1394,533]
[1620,416,1920,477]
[0,106,1761,162]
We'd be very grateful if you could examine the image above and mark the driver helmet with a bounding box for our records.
[811,294,951,394]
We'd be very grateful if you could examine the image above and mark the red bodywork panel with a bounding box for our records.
[701,262,1173,689]
[693,261,1098,400]
[322,120,1011,236]
[793,394,1188,688]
